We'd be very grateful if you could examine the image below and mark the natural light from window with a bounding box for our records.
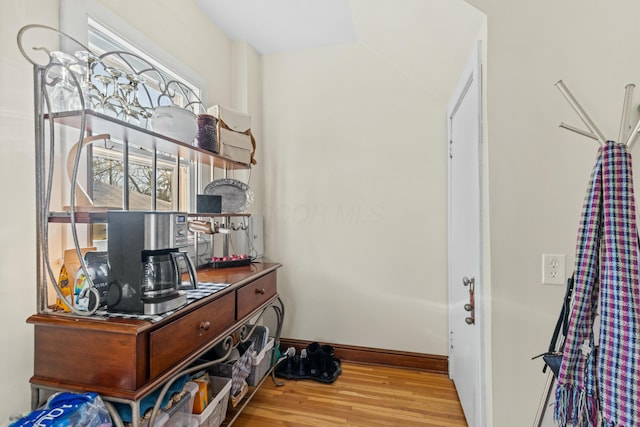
[85,19,202,213]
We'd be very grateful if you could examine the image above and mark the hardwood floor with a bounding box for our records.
[232,362,468,426]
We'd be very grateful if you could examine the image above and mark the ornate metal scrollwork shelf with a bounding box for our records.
[17,24,248,316]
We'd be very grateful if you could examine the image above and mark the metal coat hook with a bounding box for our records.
[619,84,635,143]
[559,122,598,141]
[625,106,640,150]
[556,80,640,149]
[555,80,606,146]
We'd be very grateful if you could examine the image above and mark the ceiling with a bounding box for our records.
[192,0,485,101]
[193,0,357,54]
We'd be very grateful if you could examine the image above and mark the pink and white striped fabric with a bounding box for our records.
[555,141,640,426]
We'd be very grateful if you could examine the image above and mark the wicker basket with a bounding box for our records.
[191,377,231,427]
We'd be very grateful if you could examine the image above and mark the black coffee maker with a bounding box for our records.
[106,211,197,314]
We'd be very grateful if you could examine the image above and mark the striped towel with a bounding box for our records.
[555,141,640,426]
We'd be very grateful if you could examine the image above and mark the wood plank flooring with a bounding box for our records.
[232,362,468,426]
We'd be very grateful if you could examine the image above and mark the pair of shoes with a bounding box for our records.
[275,342,341,383]
[307,342,341,382]
[317,343,341,382]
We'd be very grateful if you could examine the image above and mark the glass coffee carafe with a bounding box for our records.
[141,249,196,300]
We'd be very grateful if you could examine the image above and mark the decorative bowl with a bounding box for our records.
[149,104,198,144]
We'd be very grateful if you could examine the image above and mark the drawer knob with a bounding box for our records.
[199,321,211,331]
[255,288,266,295]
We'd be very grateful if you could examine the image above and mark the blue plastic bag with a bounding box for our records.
[10,392,112,427]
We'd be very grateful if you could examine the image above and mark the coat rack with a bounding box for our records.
[535,80,640,427]
[556,80,640,150]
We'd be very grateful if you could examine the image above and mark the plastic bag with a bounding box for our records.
[9,392,112,427]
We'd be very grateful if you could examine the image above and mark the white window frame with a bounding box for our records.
[59,0,208,105]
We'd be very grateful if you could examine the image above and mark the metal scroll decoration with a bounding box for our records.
[17,24,207,316]
[17,24,205,122]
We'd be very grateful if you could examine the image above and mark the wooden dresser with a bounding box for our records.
[27,262,282,426]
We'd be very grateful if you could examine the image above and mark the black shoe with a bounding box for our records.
[319,344,335,380]
[276,347,296,375]
[297,349,308,376]
[306,342,321,377]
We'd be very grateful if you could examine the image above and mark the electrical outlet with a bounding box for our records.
[542,254,566,285]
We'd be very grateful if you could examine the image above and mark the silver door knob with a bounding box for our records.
[465,317,475,325]
[464,303,474,312]
[463,276,475,287]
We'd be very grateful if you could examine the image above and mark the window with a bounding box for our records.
[87,19,202,111]
[59,0,212,254]
[85,19,203,211]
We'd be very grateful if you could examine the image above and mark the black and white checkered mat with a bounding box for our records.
[93,282,230,323]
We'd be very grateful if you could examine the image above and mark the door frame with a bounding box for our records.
[447,40,487,427]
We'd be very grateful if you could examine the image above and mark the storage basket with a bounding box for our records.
[218,128,253,165]
[191,376,231,427]
[211,338,274,387]
[246,338,275,386]
[139,381,198,427]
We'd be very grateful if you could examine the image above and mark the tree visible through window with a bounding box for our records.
[92,153,174,205]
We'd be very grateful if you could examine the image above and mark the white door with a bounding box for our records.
[447,41,484,427]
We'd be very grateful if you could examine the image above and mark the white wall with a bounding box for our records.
[263,43,449,352]
[231,41,264,217]
[467,0,640,425]
[262,2,485,353]
[0,1,59,421]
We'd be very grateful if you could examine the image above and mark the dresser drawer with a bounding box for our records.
[236,271,277,320]
[150,292,235,378]
[32,323,144,391]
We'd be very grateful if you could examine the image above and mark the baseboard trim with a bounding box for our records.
[278,338,448,375]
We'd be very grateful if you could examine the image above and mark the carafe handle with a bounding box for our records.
[171,251,198,290]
